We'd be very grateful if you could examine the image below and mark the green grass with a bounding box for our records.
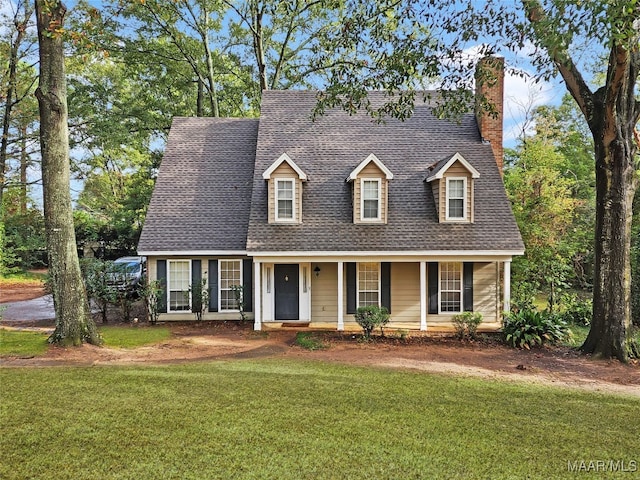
[534,293,548,311]
[0,271,47,283]
[0,329,49,356]
[1,360,638,479]
[99,325,171,348]
[0,326,171,356]
[563,324,590,347]
[295,331,327,350]
[560,325,640,349]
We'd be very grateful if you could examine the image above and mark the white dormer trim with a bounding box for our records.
[425,152,480,182]
[262,153,308,181]
[346,153,394,182]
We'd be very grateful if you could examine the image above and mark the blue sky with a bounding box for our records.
[2,0,570,206]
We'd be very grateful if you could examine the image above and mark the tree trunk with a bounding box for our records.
[199,5,220,117]
[252,3,268,91]
[581,97,639,362]
[196,77,204,117]
[35,0,101,346]
[19,124,28,213]
[522,2,640,362]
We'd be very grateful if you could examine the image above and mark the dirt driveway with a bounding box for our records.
[2,281,639,398]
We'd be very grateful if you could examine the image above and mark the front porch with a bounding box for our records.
[252,257,513,332]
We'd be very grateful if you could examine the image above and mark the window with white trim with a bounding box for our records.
[361,179,380,220]
[358,262,380,307]
[440,262,462,313]
[219,260,242,311]
[168,260,190,312]
[276,179,295,221]
[446,178,466,220]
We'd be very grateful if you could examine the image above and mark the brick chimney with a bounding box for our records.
[475,56,505,173]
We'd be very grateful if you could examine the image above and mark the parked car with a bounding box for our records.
[107,256,146,295]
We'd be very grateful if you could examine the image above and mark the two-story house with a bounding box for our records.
[137,57,524,332]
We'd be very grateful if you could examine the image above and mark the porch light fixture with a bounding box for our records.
[314,266,321,277]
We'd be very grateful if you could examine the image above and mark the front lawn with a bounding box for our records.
[0,326,171,356]
[1,360,638,479]
[0,329,49,357]
[98,325,171,348]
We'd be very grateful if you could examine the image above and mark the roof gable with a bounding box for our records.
[262,153,308,181]
[425,152,480,182]
[346,153,394,182]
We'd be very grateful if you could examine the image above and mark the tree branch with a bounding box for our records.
[523,0,594,123]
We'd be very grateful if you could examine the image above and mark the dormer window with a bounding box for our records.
[446,178,466,220]
[347,154,393,224]
[276,179,295,221]
[361,179,381,220]
[263,153,307,224]
[425,152,479,224]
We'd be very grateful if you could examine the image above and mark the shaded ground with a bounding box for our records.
[2,282,639,398]
[0,280,46,303]
[1,295,56,322]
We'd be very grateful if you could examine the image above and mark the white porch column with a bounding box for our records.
[254,261,262,330]
[337,261,344,331]
[420,261,427,331]
[503,260,511,313]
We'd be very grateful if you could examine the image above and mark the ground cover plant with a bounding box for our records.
[1,360,638,480]
[503,309,570,349]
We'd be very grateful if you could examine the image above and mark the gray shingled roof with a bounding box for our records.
[138,117,258,253]
[246,90,523,253]
[139,91,524,255]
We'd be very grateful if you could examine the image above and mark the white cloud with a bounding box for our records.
[502,68,559,146]
[451,45,564,147]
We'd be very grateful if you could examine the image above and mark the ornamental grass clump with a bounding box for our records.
[355,305,390,339]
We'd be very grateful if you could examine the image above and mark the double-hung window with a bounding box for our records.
[440,262,462,313]
[168,260,190,312]
[276,179,294,221]
[446,178,466,220]
[361,179,380,221]
[358,262,380,307]
[219,260,242,311]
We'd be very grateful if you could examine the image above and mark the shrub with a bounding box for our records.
[510,281,539,313]
[452,311,483,340]
[354,305,390,339]
[140,279,162,325]
[230,284,247,322]
[189,279,210,321]
[503,309,569,349]
[81,258,118,323]
[393,329,409,341]
[558,293,593,326]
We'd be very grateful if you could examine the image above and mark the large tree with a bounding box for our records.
[0,1,37,210]
[317,0,640,361]
[35,0,100,346]
[523,1,639,360]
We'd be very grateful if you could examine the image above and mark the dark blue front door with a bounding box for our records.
[275,264,299,320]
